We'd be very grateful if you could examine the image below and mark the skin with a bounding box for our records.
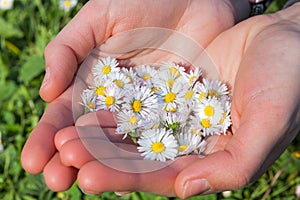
[21,0,300,198]
[21,0,243,188]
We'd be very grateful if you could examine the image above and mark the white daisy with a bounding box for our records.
[96,85,124,112]
[158,80,187,112]
[189,114,222,137]
[59,0,77,12]
[137,128,178,162]
[109,71,131,90]
[123,85,158,120]
[195,97,224,124]
[218,100,232,134]
[193,81,208,102]
[135,64,158,85]
[202,78,229,99]
[161,62,186,79]
[176,132,206,156]
[121,67,137,85]
[0,0,13,10]
[116,110,141,135]
[93,57,119,79]
[80,88,96,112]
[182,67,202,86]
[92,77,112,97]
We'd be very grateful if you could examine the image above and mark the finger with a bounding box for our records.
[76,110,117,128]
[58,127,137,168]
[21,87,74,174]
[174,21,300,198]
[77,156,199,196]
[43,153,78,192]
[55,126,79,151]
[40,0,113,101]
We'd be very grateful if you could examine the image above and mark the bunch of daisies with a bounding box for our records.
[81,57,232,162]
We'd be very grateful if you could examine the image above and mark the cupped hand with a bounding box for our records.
[54,3,300,198]
[39,0,249,102]
[21,0,248,192]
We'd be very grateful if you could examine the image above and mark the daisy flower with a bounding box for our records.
[202,78,229,99]
[116,110,141,135]
[158,81,187,112]
[121,67,137,84]
[161,62,186,79]
[0,0,13,10]
[137,128,178,162]
[218,100,232,134]
[176,132,206,156]
[96,85,124,112]
[109,71,131,90]
[93,57,119,79]
[92,77,112,97]
[80,88,96,112]
[59,0,77,12]
[189,114,222,137]
[182,67,202,86]
[195,97,224,124]
[123,85,158,120]
[135,64,158,85]
[193,81,208,102]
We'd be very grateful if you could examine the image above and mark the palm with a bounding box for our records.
[21,0,242,192]
[51,6,300,198]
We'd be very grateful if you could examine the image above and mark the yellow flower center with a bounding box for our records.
[96,86,106,96]
[198,92,207,101]
[2,0,8,6]
[170,67,180,78]
[167,79,175,88]
[102,65,111,75]
[201,119,211,128]
[64,0,71,8]
[142,74,151,81]
[191,128,202,135]
[178,144,188,153]
[105,96,115,106]
[114,80,124,88]
[129,115,137,124]
[151,142,165,153]
[293,151,300,159]
[165,106,177,112]
[87,102,95,109]
[165,92,176,103]
[189,76,196,85]
[184,90,194,100]
[151,87,158,93]
[204,105,214,117]
[208,89,219,98]
[132,100,142,113]
[218,112,227,124]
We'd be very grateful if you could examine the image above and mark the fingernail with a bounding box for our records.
[41,67,51,88]
[183,179,210,199]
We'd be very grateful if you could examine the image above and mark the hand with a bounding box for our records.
[21,0,248,192]
[53,3,300,198]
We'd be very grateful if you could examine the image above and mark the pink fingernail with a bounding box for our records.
[183,179,210,198]
[41,67,51,88]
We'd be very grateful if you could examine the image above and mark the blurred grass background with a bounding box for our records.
[0,0,299,199]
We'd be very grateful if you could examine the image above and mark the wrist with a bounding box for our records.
[224,0,251,23]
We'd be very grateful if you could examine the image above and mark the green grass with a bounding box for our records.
[0,0,299,199]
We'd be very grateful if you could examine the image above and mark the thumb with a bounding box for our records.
[40,1,112,101]
[174,91,296,198]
